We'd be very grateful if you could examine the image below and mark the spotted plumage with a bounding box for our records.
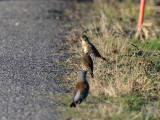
[81,52,94,78]
[80,35,107,61]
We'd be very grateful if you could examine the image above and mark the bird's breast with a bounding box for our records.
[82,43,89,53]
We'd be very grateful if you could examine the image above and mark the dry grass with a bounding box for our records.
[135,21,160,41]
[60,0,160,119]
[81,9,160,98]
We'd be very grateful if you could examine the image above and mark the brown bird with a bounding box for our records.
[70,71,89,108]
[79,35,107,61]
[81,52,94,78]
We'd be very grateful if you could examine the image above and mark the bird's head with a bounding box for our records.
[78,35,89,43]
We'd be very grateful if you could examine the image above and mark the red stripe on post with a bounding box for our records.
[138,0,145,28]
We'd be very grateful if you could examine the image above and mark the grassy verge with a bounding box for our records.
[60,0,160,119]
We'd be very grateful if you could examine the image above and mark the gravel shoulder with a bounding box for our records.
[0,1,72,119]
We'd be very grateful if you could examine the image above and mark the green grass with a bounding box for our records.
[132,38,160,50]
[118,95,147,112]
[63,0,160,119]
[58,94,159,120]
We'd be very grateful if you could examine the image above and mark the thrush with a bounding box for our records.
[79,35,107,61]
[70,70,89,108]
[81,52,94,78]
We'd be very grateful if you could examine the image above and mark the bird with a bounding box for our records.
[79,35,107,61]
[81,52,94,78]
[70,70,89,108]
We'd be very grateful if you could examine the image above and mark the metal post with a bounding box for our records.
[138,0,145,28]
[135,0,146,39]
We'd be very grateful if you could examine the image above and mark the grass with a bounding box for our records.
[133,38,160,50]
[57,94,159,120]
[59,0,160,119]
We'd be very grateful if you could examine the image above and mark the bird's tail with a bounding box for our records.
[90,72,94,78]
[101,56,107,61]
[70,102,76,108]
[88,69,94,78]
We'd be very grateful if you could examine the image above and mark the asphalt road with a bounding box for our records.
[0,0,71,119]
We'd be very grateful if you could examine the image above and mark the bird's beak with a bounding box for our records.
[74,36,81,39]
[78,36,83,41]
[74,36,82,40]
[78,36,82,39]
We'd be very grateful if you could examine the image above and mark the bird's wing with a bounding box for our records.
[88,56,93,72]
[81,82,89,100]
[90,44,101,57]
[81,56,90,71]
[84,56,93,74]
[74,90,81,102]
[73,82,84,102]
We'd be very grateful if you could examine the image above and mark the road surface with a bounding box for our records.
[0,0,71,119]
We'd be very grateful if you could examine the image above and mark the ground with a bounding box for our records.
[0,0,72,119]
[0,0,159,120]
[59,0,160,120]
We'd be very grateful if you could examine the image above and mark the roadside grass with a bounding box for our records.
[60,0,160,119]
[133,38,160,50]
[58,94,159,120]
